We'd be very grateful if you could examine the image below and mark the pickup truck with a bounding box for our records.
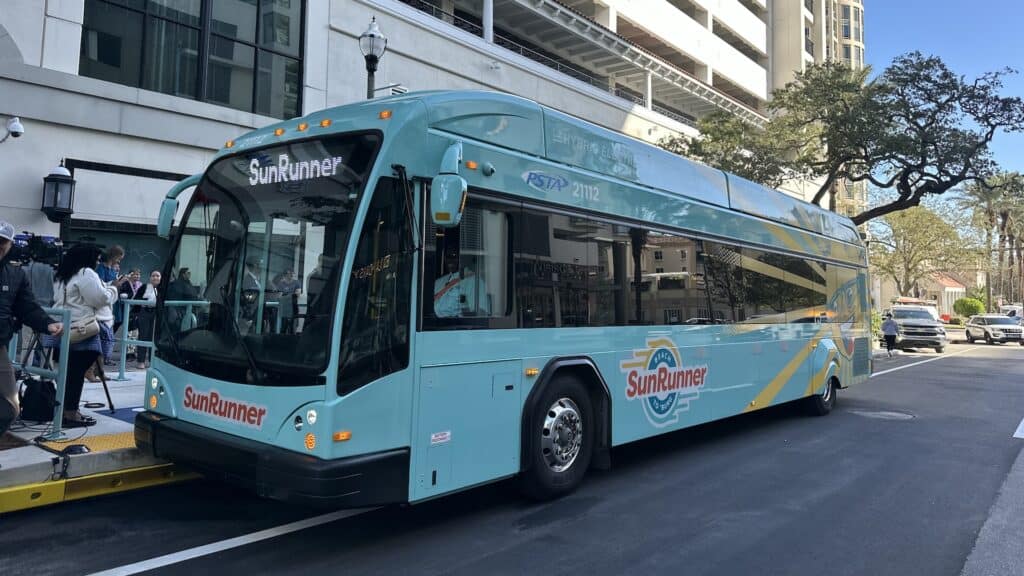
[884,306,948,353]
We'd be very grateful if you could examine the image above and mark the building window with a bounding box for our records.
[654,250,664,261]
[853,7,862,42]
[843,45,851,63]
[841,5,851,39]
[655,267,665,274]
[80,0,304,119]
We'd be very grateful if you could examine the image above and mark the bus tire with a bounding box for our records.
[804,377,837,417]
[520,374,593,500]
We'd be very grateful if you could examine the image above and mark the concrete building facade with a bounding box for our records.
[0,0,851,273]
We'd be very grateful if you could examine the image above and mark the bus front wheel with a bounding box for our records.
[804,377,837,417]
[521,374,594,500]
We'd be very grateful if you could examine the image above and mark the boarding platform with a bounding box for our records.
[0,303,198,514]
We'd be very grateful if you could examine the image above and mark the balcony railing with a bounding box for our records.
[399,0,699,129]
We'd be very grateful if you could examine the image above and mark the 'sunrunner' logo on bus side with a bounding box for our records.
[620,338,708,428]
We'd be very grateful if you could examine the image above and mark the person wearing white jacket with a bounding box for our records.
[47,244,125,428]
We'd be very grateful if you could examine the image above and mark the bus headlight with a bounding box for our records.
[150,377,159,390]
[306,409,317,425]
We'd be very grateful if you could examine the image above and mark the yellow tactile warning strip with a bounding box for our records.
[0,464,200,514]
[40,431,136,453]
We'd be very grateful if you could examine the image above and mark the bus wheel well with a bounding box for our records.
[522,357,612,472]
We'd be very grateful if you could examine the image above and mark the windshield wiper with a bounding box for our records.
[155,304,184,365]
[219,282,265,386]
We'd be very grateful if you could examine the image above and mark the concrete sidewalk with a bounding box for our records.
[0,368,195,513]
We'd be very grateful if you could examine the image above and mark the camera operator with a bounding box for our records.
[0,221,63,436]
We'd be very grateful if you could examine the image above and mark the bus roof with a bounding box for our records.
[220,90,862,246]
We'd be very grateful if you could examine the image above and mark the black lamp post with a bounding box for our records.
[41,161,75,223]
[359,17,388,100]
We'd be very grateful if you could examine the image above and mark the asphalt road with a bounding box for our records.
[2,342,1023,576]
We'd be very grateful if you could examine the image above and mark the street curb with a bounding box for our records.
[0,463,199,514]
[960,445,1024,576]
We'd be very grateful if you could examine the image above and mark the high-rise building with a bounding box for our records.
[769,0,867,213]
[0,1,856,258]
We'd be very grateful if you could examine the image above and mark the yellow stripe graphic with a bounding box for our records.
[805,348,837,397]
[744,325,831,412]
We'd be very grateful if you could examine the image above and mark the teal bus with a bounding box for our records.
[135,90,870,506]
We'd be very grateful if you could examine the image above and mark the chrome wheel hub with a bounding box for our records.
[541,397,582,473]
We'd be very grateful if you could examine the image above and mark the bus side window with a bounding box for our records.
[423,193,514,330]
[338,177,413,395]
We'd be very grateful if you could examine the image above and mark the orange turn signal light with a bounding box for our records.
[149,395,157,409]
[525,368,539,377]
[465,160,478,170]
[333,430,352,442]
[304,433,317,451]
[378,110,392,120]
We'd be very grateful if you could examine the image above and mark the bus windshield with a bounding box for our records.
[156,132,381,385]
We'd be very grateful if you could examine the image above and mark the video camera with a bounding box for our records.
[9,233,62,267]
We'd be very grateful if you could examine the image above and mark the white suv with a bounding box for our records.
[965,315,1024,345]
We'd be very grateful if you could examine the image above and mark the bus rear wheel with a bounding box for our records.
[520,374,593,500]
[804,377,837,417]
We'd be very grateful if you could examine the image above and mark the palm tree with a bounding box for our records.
[959,176,1014,310]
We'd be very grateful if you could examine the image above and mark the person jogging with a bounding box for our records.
[881,313,899,358]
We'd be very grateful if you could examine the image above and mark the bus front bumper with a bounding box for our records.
[135,412,409,508]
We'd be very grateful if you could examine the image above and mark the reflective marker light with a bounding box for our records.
[149,395,157,409]
[274,127,286,136]
[297,122,309,132]
[304,433,317,450]
[465,160,478,170]
[378,110,392,120]
[225,140,235,148]
[333,430,352,442]
[525,367,539,377]
[320,119,332,128]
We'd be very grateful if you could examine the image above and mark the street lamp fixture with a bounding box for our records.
[41,160,75,223]
[359,17,388,100]
[1,116,25,144]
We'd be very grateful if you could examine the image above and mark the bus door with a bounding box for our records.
[412,196,520,501]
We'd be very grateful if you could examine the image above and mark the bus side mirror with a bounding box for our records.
[430,141,467,228]
[157,198,178,239]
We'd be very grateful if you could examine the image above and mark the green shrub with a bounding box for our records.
[871,309,882,338]
[953,298,985,318]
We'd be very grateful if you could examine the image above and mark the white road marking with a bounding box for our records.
[871,346,981,378]
[87,507,376,576]
[1014,417,1024,439]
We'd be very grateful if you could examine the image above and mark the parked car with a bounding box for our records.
[965,314,1024,345]
[883,306,948,353]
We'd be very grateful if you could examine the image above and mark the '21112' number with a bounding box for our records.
[572,183,600,202]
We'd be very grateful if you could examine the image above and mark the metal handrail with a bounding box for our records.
[114,299,156,381]
[8,307,72,440]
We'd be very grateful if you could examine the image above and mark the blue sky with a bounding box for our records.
[865,0,1024,173]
